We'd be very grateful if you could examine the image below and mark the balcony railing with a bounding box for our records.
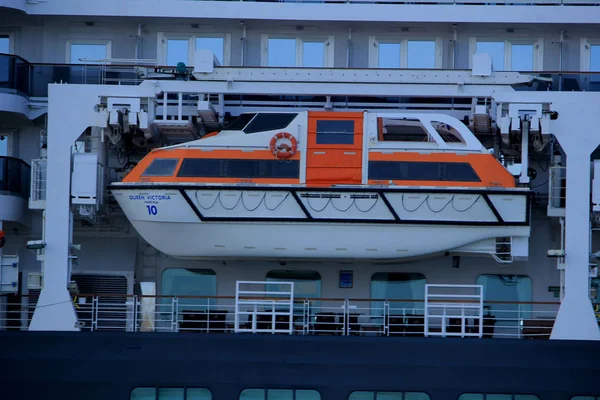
[2,294,595,339]
[0,156,31,200]
[3,53,600,100]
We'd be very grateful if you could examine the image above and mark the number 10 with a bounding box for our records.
[146,205,158,215]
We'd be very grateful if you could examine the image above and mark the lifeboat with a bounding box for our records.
[109,111,531,261]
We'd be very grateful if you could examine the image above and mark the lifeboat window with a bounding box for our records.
[349,392,430,400]
[431,121,464,143]
[316,120,355,144]
[368,161,480,182]
[177,158,300,178]
[240,389,321,400]
[378,118,432,142]
[141,158,179,177]
[226,113,257,130]
[243,113,298,134]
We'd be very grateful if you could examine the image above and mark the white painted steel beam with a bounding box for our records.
[494,91,600,341]
[22,1,600,24]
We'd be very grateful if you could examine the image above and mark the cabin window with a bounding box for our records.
[141,158,179,177]
[166,39,189,65]
[571,397,600,400]
[316,120,354,145]
[458,395,539,400]
[591,45,600,71]
[470,38,543,71]
[67,40,111,64]
[177,159,300,179]
[0,133,9,156]
[130,388,212,400]
[371,273,426,317]
[196,37,225,65]
[476,275,532,330]
[368,161,481,182]
[378,118,431,142]
[349,392,430,400]
[158,33,231,66]
[369,37,442,69]
[161,269,217,311]
[266,271,322,300]
[243,113,299,134]
[227,113,257,130]
[261,35,334,67]
[378,43,401,68]
[240,389,321,400]
[407,41,436,69]
[0,34,10,54]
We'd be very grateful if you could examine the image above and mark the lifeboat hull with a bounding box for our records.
[110,184,531,261]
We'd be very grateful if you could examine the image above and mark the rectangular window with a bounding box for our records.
[511,44,534,71]
[316,120,355,145]
[268,38,296,67]
[473,38,542,71]
[476,41,505,71]
[167,39,189,66]
[370,37,441,69]
[303,41,325,68]
[378,43,401,69]
[0,35,9,54]
[130,388,212,400]
[141,158,179,177]
[69,43,109,64]
[368,161,481,182]
[240,389,320,400]
[0,134,8,157]
[407,41,436,69]
[349,392,430,400]
[196,37,224,65]
[263,35,333,67]
[591,45,600,72]
[177,158,300,179]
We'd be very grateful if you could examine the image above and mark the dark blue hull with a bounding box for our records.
[1,332,599,400]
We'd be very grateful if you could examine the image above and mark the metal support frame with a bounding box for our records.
[25,68,599,340]
[495,92,600,341]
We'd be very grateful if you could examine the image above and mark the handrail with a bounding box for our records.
[4,292,586,306]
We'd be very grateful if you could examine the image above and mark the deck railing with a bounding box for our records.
[1,294,592,340]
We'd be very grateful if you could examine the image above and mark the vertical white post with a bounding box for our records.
[552,139,600,340]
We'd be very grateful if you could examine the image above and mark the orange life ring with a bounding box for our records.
[269,132,298,159]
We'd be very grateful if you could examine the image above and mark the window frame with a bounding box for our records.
[468,37,544,71]
[157,32,231,66]
[260,34,335,67]
[0,31,15,54]
[65,39,112,64]
[368,36,443,69]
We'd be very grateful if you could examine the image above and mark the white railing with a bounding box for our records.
[424,284,483,338]
[29,158,46,210]
[0,294,584,339]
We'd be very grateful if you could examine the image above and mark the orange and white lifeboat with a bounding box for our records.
[109,111,531,261]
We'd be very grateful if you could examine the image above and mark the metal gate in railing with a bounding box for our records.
[424,284,484,338]
[234,281,294,334]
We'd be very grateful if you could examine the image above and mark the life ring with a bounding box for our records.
[269,132,298,159]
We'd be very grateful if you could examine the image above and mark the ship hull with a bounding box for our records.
[110,184,531,260]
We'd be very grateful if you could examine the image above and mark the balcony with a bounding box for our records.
[0,156,31,226]
[2,292,594,340]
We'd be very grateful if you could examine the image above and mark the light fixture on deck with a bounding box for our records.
[547,249,566,258]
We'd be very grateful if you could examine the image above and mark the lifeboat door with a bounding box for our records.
[306,112,364,186]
